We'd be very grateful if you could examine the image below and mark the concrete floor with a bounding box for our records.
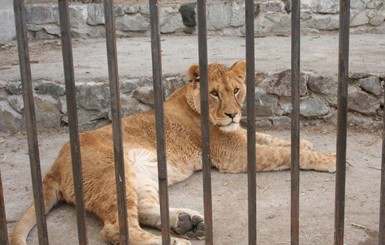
[1,127,383,245]
[0,34,384,83]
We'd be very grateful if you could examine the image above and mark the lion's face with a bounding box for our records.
[186,60,246,132]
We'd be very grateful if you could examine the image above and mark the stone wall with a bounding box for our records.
[23,0,385,39]
[251,70,384,129]
[1,71,383,132]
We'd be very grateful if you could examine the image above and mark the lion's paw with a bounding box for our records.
[172,212,205,240]
[316,153,336,173]
[171,237,191,245]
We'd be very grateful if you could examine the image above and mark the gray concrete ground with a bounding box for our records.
[1,33,385,245]
[1,127,383,245]
[1,34,384,83]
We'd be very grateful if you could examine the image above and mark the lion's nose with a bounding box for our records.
[225,112,237,119]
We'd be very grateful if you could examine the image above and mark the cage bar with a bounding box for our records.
[196,0,213,244]
[103,0,129,243]
[0,171,9,245]
[13,0,49,244]
[149,0,172,244]
[57,1,88,244]
[290,0,301,244]
[334,0,350,244]
[379,79,385,243]
[245,0,257,244]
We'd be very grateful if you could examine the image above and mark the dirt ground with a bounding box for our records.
[1,126,383,245]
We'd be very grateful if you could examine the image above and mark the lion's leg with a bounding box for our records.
[255,145,335,172]
[96,162,154,245]
[216,144,335,173]
[96,159,190,245]
[255,132,314,150]
[137,175,205,241]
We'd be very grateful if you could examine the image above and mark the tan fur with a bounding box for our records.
[11,60,335,245]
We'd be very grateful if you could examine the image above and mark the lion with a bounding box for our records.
[11,60,336,245]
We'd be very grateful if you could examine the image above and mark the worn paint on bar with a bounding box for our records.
[104,0,129,244]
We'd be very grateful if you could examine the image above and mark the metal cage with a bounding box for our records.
[1,0,384,245]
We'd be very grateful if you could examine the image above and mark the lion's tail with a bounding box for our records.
[11,170,60,245]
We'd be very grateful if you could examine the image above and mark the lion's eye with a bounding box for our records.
[210,90,219,97]
[234,88,239,94]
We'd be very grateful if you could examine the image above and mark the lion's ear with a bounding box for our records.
[230,60,246,81]
[187,64,200,83]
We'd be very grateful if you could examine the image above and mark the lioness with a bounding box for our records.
[11,60,336,245]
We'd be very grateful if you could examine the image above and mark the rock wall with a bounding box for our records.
[24,0,385,39]
[1,71,383,132]
[251,70,384,129]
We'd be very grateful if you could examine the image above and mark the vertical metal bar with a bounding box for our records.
[0,170,9,245]
[245,0,256,244]
[197,0,213,244]
[149,0,171,244]
[58,1,88,244]
[334,0,350,244]
[103,0,129,244]
[13,0,49,244]
[290,0,300,244]
[380,90,385,244]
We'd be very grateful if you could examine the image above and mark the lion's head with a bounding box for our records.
[186,60,246,132]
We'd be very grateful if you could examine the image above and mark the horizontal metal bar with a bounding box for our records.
[103,0,129,244]
[58,0,88,244]
[13,0,49,244]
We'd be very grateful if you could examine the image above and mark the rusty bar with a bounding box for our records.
[58,1,88,244]
[379,68,385,243]
[380,88,385,243]
[13,0,49,244]
[0,170,9,245]
[197,0,213,244]
[245,0,256,244]
[149,0,171,244]
[290,0,300,244]
[334,0,350,244]
[103,0,129,244]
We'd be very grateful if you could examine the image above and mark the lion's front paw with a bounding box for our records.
[300,139,314,151]
[172,212,205,240]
